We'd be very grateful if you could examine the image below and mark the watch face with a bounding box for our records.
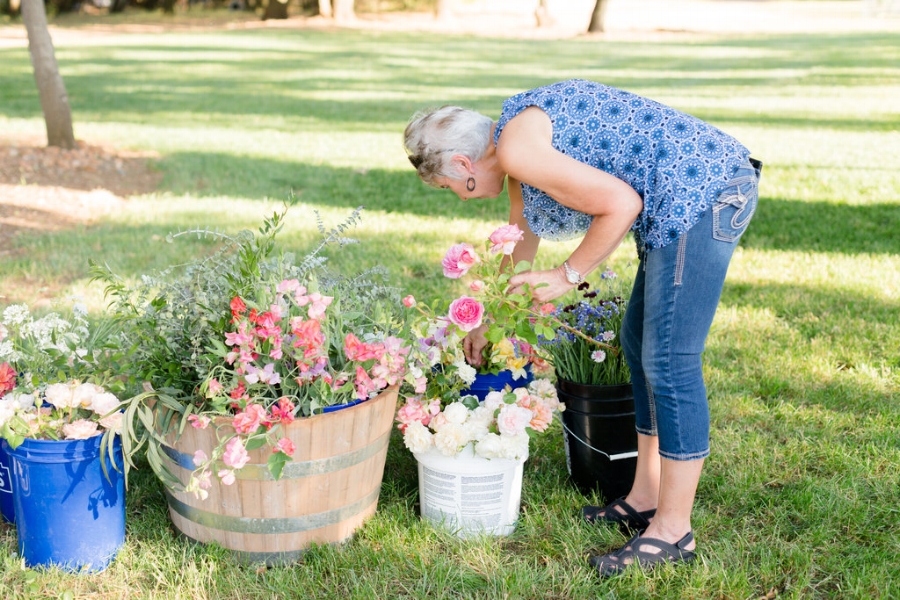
[567,271,579,284]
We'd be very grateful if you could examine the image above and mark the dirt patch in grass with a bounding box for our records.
[0,135,162,257]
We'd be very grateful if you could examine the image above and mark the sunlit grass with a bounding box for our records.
[0,10,898,599]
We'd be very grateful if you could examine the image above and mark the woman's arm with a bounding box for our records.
[498,107,643,303]
[507,177,541,266]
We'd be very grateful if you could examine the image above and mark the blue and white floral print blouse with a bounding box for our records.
[493,79,751,252]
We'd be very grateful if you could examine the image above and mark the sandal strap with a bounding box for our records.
[583,496,655,530]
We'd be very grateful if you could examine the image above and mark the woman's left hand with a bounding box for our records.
[508,265,573,304]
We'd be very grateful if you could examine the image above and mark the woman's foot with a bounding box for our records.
[590,530,696,577]
[581,496,656,532]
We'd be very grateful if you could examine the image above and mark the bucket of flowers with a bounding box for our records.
[539,267,638,500]
[90,201,416,564]
[394,224,564,537]
[0,300,126,572]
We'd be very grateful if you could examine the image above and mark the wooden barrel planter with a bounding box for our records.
[160,386,398,565]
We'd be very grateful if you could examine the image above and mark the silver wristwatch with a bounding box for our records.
[563,260,584,285]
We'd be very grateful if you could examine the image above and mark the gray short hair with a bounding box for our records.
[403,106,493,186]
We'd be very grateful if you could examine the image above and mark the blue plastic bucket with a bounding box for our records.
[0,439,15,524]
[9,435,125,572]
[462,367,533,401]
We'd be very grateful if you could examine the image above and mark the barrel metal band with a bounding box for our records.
[161,430,390,480]
[165,487,380,534]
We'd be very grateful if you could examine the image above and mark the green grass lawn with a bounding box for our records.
[1,10,899,599]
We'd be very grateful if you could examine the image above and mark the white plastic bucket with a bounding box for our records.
[414,445,527,537]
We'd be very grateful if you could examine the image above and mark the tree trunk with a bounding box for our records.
[587,0,609,33]
[21,0,75,150]
[318,0,332,18]
[332,0,353,23]
[263,0,289,19]
[435,0,452,21]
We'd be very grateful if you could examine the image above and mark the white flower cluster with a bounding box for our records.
[400,379,563,461]
[0,302,89,366]
[0,381,123,441]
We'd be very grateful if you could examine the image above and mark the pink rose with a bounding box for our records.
[222,437,250,470]
[447,296,484,332]
[488,224,524,255]
[496,405,533,436]
[402,295,416,308]
[62,419,100,440]
[469,280,485,293]
[442,243,479,279]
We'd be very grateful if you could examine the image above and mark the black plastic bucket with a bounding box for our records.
[557,379,638,501]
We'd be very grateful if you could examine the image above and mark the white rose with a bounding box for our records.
[498,432,530,460]
[433,423,470,456]
[45,382,76,409]
[442,402,469,425]
[462,418,489,445]
[73,382,104,408]
[483,391,504,412]
[474,433,503,459]
[0,405,15,428]
[90,392,121,416]
[62,419,101,440]
[6,392,36,411]
[403,421,434,454]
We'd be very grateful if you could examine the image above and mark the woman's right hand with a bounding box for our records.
[463,324,490,367]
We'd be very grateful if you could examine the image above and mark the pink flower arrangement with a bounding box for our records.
[182,278,416,495]
[395,225,566,460]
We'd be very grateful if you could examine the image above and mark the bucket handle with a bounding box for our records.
[562,421,638,462]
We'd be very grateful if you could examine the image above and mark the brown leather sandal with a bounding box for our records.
[581,496,656,532]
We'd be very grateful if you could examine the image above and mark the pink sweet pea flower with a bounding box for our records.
[188,414,212,429]
[442,243,480,279]
[540,302,555,315]
[218,469,236,486]
[232,403,268,434]
[222,437,250,470]
[270,397,296,424]
[277,279,301,294]
[488,223,524,255]
[307,293,334,320]
[192,449,208,467]
[273,437,295,456]
[447,296,484,332]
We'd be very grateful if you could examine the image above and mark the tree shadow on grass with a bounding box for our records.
[155,150,508,222]
[740,197,900,255]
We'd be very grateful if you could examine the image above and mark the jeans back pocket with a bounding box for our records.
[712,173,758,243]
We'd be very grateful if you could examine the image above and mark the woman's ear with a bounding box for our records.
[450,153,474,176]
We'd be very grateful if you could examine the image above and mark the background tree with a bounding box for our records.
[332,0,354,22]
[21,0,75,149]
[435,0,453,21]
[588,0,610,33]
[264,0,289,19]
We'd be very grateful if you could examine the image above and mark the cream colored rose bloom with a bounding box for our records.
[442,402,469,425]
[498,432,529,460]
[474,432,504,459]
[44,382,77,409]
[90,392,120,416]
[99,411,124,433]
[62,418,101,440]
[402,421,434,454]
[433,423,469,456]
[73,382,104,408]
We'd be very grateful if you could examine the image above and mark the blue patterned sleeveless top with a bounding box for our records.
[493,79,751,251]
